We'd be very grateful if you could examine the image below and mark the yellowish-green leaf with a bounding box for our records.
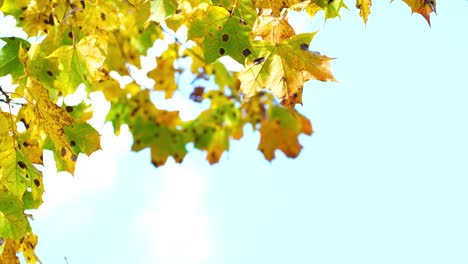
[0,134,43,202]
[184,91,243,164]
[148,0,177,23]
[48,35,107,95]
[0,191,31,240]
[308,0,348,20]
[239,32,336,108]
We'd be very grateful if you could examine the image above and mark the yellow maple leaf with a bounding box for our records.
[356,0,372,24]
[258,106,312,161]
[239,32,336,108]
[148,44,179,99]
[252,15,296,44]
[21,80,79,173]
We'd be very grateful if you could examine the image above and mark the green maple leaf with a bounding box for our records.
[188,5,253,64]
[239,32,336,108]
[0,191,31,240]
[0,37,29,79]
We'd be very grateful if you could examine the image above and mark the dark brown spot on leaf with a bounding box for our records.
[253,57,265,65]
[221,34,229,42]
[47,70,53,77]
[18,161,26,169]
[242,48,251,57]
[70,140,76,147]
[66,106,73,112]
[71,154,78,161]
[61,147,67,157]
[101,12,106,21]
[219,48,225,55]
[34,179,40,187]
[300,43,309,51]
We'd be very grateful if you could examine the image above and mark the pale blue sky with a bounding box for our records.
[1,1,468,263]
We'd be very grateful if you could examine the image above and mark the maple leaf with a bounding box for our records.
[17,80,81,173]
[0,191,31,241]
[0,131,44,205]
[25,43,60,95]
[0,37,30,79]
[252,15,296,43]
[401,0,436,25]
[304,0,348,21]
[108,90,188,166]
[212,0,258,26]
[356,0,372,24]
[107,1,162,71]
[188,5,253,64]
[47,35,107,95]
[258,105,313,160]
[184,91,243,164]
[239,32,336,108]
[0,233,40,264]
[148,44,179,99]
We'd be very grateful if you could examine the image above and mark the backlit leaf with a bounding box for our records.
[0,37,29,79]
[0,191,31,240]
[356,0,372,24]
[148,44,179,99]
[401,0,436,25]
[148,0,177,23]
[48,35,107,95]
[239,32,336,108]
[258,106,312,160]
[189,5,252,64]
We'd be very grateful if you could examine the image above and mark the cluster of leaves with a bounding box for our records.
[0,0,436,262]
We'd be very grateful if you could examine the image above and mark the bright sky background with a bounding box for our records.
[2,1,468,263]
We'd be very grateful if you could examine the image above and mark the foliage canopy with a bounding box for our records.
[0,0,436,262]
